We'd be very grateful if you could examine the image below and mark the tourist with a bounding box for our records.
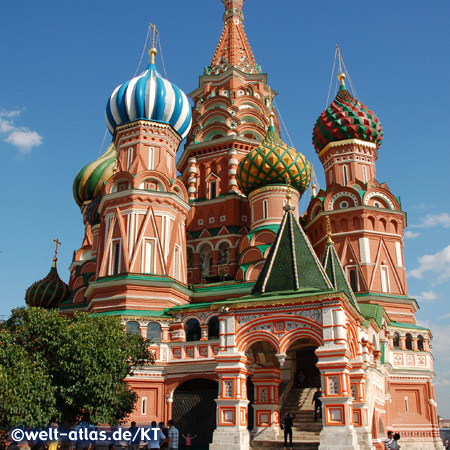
[312,387,322,421]
[75,412,96,450]
[158,422,169,449]
[167,420,179,450]
[384,431,394,449]
[148,421,166,449]
[128,422,140,450]
[181,433,197,449]
[297,370,306,388]
[390,433,401,449]
[282,411,296,450]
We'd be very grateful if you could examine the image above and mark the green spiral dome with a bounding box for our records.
[237,122,311,196]
[73,142,117,207]
[25,259,71,308]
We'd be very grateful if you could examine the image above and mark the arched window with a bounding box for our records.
[209,180,217,199]
[405,333,413,350]
[393,332,400,349]
[185,319,201,342]
[349,269,357,292]
[126,321,140,335]
[263,200,268,219]
[208,317,219,339]
[147,322,161,342]
[187,247,193,269]
[200,244,213,277]
[418,335,424,351]
[218,242,231,265]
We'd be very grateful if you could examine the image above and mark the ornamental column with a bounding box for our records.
[316,306,359,449]
[251,367,281,441]
[350,360,372,450]
[228,149,239,193]
[188,157,198,201]
[210,355,251,450]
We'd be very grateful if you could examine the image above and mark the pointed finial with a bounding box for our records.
[326,216,334,244]
[53,238,61,267]
[149,22,159,64]
[336,45,346,88]
[266,87,275,127]
[311,184,317,198]
[283,174,294,212]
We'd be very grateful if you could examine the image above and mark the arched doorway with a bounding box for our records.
[287,338,320,388]
[172,378,218,450]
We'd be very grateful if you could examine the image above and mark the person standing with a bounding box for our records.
[282,411,296,450]
[147,422,166,449]
[390,433,401,449]
[128,422,140,450]
[312,387,322,421]
[384,431,394,449]
[181,433,197,450]
[167,420,179,450]
[158,423,169,449]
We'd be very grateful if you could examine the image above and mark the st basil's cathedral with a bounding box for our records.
[25,1,443,449]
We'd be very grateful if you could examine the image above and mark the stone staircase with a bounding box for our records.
[251,388,321,450]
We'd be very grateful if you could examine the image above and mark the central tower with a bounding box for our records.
[177,0,279,285]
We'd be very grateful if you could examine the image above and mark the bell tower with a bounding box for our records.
[70,45,192,313]
[305,70,414,324]
[177,0,280,284]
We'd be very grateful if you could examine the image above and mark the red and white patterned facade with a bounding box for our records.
[62,1,442,449]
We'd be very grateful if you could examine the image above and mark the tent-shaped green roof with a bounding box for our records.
[251,208,332,294]
[322,241,360,311]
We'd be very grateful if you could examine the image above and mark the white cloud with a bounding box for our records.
[412,213,450,229]
[415,290,438,302]
[5,130,43,153]
[404,230,421,239]
[0,108,42,154]
[408,244,450,282]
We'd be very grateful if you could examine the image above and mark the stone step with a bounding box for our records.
[251,440,319,450]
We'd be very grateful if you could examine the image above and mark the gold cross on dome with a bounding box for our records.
[53,238,61,259]
[149,22,159,48]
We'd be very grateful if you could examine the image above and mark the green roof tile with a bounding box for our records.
[252,209,332,294]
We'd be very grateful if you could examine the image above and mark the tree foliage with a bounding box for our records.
[0,308,151,429]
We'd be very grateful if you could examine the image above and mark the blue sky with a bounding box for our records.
[1,0,449,416]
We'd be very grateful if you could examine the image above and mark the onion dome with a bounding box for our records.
[73,143,116,207]
[237,112,311,196]
[86,196,101,226]
[25,257,70,309]
[105,48,192,139]
[312,73,383,153]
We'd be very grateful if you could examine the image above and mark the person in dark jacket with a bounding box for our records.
[282,411,296,450]
[312,387,322,421]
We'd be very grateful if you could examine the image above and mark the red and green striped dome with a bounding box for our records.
[25,259,70,309]
[312,75,383,153]
[237,118,311,196]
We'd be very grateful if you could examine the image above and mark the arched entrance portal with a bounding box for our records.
[172,379,218,450]
[287,338,320,388]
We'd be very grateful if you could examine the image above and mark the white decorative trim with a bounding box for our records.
[364,191,395,210]
[328,191,359,210]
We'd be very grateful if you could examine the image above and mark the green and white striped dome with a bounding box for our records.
[73,143,117,207]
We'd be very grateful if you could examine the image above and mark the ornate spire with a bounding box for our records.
[326,216,334,244]
[209,0,260,74]
[322,223,359,310]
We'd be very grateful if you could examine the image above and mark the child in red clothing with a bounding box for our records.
[182,433,197,449]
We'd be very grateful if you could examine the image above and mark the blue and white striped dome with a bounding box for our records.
[105,50,192,139]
